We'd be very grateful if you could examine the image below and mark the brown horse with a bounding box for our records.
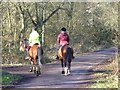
[20,38,43,76]
[58,44,74,76]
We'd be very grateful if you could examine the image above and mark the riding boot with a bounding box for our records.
[72,56,75,59]
[56,55,59,59]
[25,49,29,59]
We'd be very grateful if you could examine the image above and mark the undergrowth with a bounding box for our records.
[0,69,23,87]
[91,54,119,88]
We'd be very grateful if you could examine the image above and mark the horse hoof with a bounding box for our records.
[28,70,32,72]
[36,74,39,76]
[68,71,71,75]
[36,71,41,76]
[68,73,71,75]
[64,74,68,76]
[61,71,65,74]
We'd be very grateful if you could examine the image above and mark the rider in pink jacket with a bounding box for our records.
[56,27,71,59]
[57,27,70,46]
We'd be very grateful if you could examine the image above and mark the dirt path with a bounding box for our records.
[2,48,117,88]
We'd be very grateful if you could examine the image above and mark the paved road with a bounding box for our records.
[3,48,117,88]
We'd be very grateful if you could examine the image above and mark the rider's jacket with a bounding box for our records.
[57,31,70,46]
[29,30,40,46]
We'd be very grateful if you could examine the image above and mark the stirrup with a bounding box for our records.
[72,56,75,59]
[29,69,32,72]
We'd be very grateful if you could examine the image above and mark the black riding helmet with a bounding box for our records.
[61,27,66,32]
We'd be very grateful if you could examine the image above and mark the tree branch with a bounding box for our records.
[26,9,37,26]
[42,7,61,25]
[42,7,70,25]
[35,3,39,24]
[20,2,37,26]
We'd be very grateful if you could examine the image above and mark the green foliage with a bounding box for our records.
[91,55,118,88]
[92,75,118,88]
[2,47,30,64]
[2,2,119,64]
[0,69,23,85]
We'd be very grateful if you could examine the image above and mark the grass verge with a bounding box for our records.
[0,69,23,88]
[90,55,119,88]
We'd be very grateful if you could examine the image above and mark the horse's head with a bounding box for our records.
[20,38,29,51]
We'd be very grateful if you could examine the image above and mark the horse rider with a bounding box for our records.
[25,27,41,59]
[56,27,74,59]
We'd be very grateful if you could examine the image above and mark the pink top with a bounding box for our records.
[57,31,70,45]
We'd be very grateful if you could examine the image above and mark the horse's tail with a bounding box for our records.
[66,47,73,63]
[38,47,42,66]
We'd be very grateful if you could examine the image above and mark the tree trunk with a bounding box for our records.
[41,7,45,46]
[18,3,26,39]
[67,3,74,34]
[7,3,12,53]
[14,28,17,48]
[21,14,25,38]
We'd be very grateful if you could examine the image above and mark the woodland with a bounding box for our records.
[1,2,119,64]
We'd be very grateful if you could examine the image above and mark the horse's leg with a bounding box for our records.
[64,61,68,76]
[34,56,41,76]
[30,57,36,74]
[68,61,71,75]
[29,58,34,72]
[38,47,42,67]
[29,63,35,73]
[61,59,65,74]
[66,47,72,75]
[29,65,33,72]
[35,65,41,76]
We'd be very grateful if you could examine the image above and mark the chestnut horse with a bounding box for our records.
[58,44,74,76]
[20,38,43,76]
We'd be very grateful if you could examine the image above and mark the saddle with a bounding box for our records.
[58,44,70,59]
[27,43,43,55]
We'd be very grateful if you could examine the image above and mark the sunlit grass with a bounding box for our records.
[1,69,23,87]
[1,64,26,67]
[91,55,119,88]
[92,75,118,88]
[93,73,108,76]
